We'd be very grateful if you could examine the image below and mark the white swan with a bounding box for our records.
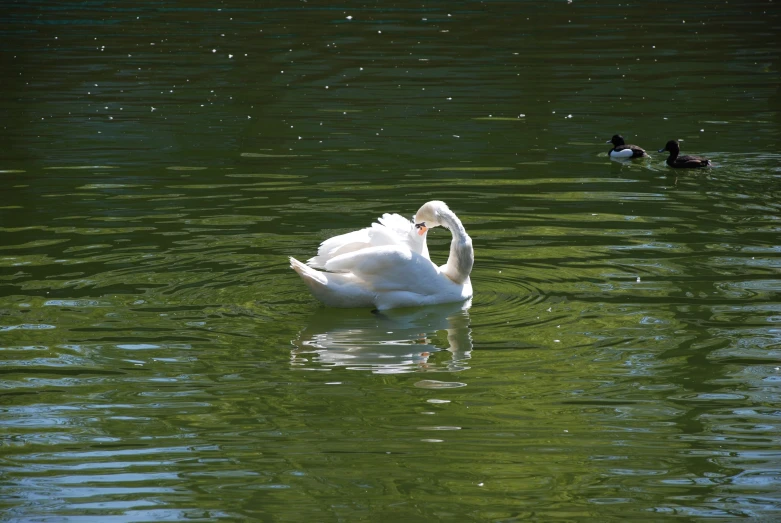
[290,201,474,310]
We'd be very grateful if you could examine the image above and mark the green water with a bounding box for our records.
[2,1,781,521]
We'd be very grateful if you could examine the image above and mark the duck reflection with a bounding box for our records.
[291,301,472,374]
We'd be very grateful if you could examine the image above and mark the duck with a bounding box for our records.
[658,140,712,168]
[607,134,648,158]
[290,201,473,310]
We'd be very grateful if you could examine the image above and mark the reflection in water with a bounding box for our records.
[291,301,472,374]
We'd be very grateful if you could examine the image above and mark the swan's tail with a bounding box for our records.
[289,256,374,308]
[290,256,327,285]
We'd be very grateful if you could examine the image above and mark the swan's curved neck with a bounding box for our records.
[439,208,474,285]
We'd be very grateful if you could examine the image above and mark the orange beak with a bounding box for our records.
[417,225,428,236]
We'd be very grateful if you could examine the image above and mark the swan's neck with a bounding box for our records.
[439,209,474,285]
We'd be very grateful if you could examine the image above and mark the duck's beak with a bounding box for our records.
[605,140,612,144]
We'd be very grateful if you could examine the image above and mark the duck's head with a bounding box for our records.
[658,140,680,154]
[607,134,625,146]
[413,200,450,235]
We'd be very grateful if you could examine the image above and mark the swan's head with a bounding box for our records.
[413,200,450,235]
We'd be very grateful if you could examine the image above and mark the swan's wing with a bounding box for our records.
[377,213,413,237]
[307,228,372,268]
[307,213,418,268]
[377,213,428,257]
[324,246,440,293]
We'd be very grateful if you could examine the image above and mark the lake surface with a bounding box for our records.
[2,1,781,521]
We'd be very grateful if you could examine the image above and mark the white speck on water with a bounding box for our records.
[378,30,382,33]
[229,54,233,59]
[547,307,552,312]
[554,339,560,343]
[325,85,329,89]
[453,135,460,138]
[151,107,156,112]
[637,276,641,283]
[478,482,484,486]
[346,15,352,19]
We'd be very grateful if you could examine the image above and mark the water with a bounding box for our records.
[2,1,781,521]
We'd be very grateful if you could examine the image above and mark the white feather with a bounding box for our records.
[307,212,427,268]
[609,148,636,158]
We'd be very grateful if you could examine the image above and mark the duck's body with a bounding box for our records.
[290,201,474,310]
[658,140,711,168]
[607,134,648,158]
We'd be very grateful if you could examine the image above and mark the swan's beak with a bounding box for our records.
[415,222,427,236]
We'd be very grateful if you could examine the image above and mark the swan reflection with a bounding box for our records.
[291,301,472,374]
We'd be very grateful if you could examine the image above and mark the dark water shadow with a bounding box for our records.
[290,301,472,374]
